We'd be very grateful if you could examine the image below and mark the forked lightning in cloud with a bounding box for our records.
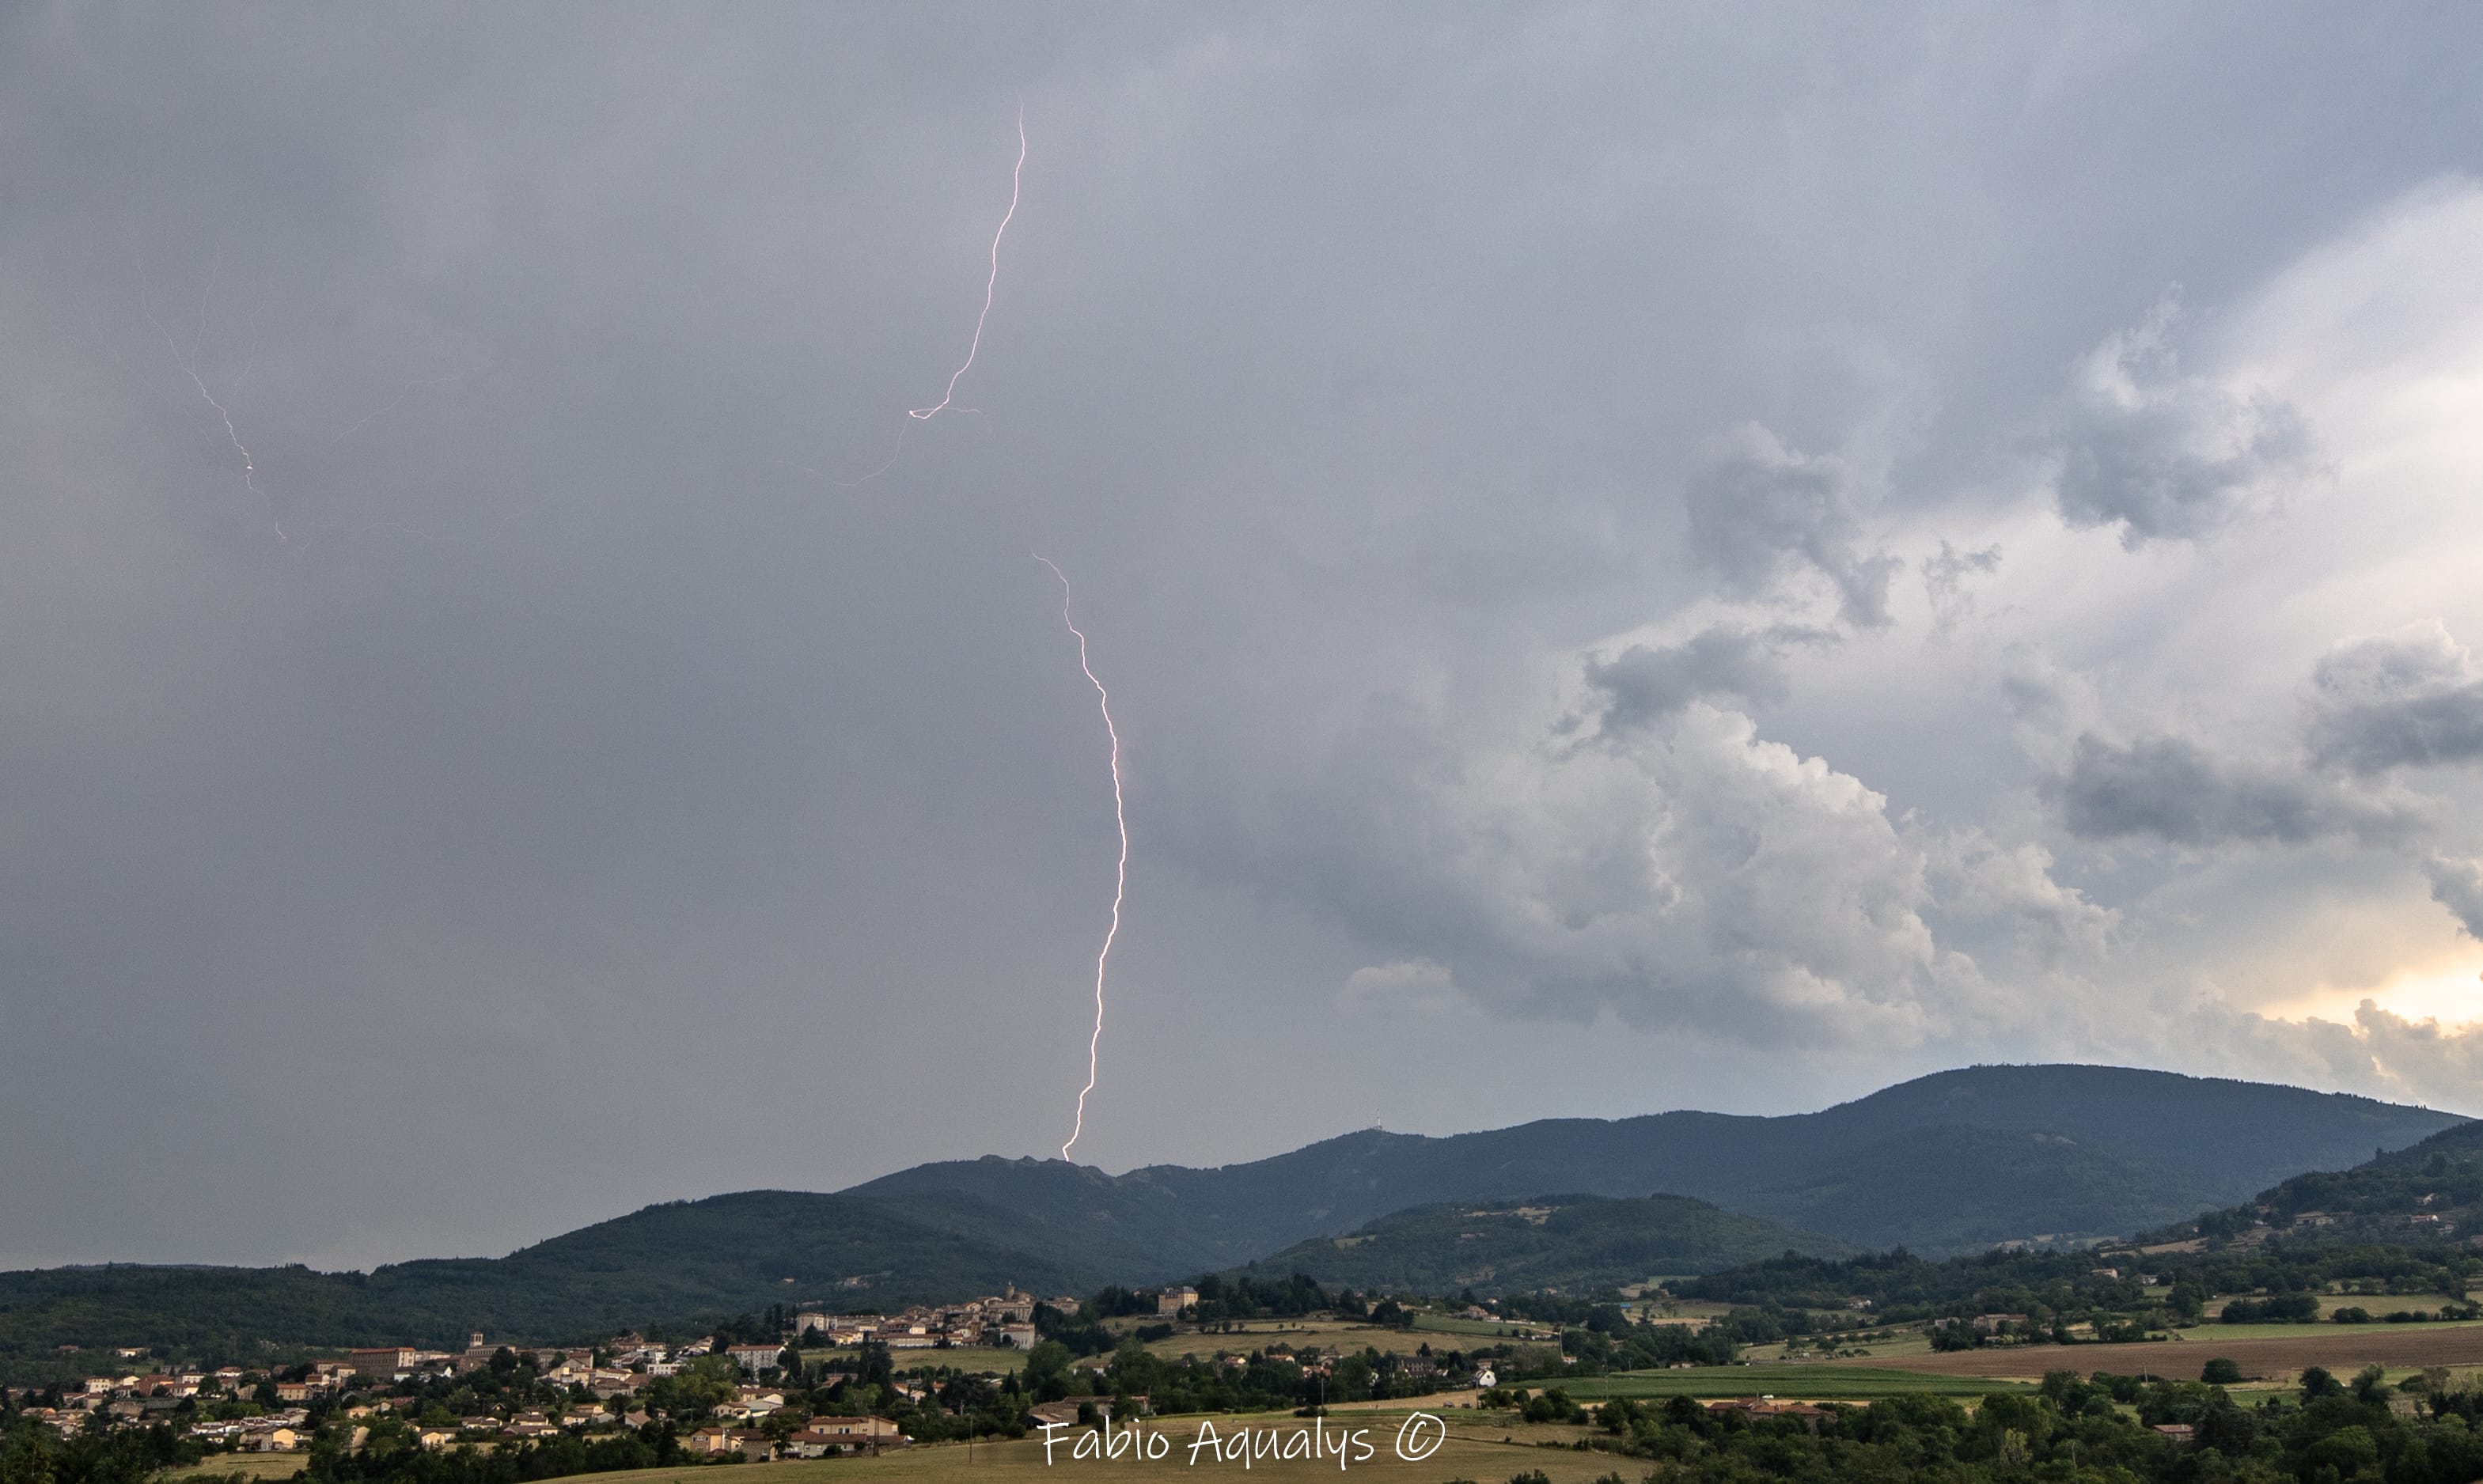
[143,261,283,541]
[790,105,1026,486]
[1037,556,1126,1163]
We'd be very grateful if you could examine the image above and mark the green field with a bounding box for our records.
[1408,1312,1540,1338]
[2208,1291,2472,1322]
[1143,1319,1464,1360]
[165,1458,308,1482]
[1560,1365,2033,1400]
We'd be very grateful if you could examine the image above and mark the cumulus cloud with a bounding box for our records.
[1683,425,1901,628]
[2177,998,2483,1111]
[1929,832,2116,966]
[2049,297,2332,546]
[2305,619,2483,774]
[1259,695,2049,1052]
[1579,626,1791,736]
[2056,733,2412,847]
[2424,856,2483,942]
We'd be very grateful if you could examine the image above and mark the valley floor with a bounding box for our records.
[462,1411,1610,1484]
[1814,1319,2483,1382]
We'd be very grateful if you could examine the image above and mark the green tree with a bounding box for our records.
[2200,1357,2242,1385]
[1022,1342,1073,1404]
[2,1422,58,1484]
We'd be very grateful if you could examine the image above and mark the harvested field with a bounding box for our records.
[1828,1323,2483,1381]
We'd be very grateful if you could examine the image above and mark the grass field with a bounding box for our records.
[1408,1314,1533,1338]
[1739,1330,1934,1364]
[165,1457,307,1481]
[1144,1321,1476,1361]
[447,1410,1616,1484]
[1560,1366,2028,1401]
[1822,1323,2483,1382]
[2207,1292,2472,1321]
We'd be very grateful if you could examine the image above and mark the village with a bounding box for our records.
[0,1285,1249,1461]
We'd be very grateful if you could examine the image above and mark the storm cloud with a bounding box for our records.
[2057,734,2413,847]
[2047,299,2333,546]
[1684,426,1901,628]
[7,4,2483,1269]
[2306,620,2483,774]
[1580,626,1792,735]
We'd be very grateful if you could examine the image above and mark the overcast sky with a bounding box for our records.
[7,3,2483,1270]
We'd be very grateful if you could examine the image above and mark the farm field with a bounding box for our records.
[1561,1365,2027,1400]
[165,1457,307,1482]
[1616,1300,1736,1329]
[1141,1320,1484,1361]
[1408,1312,1537,1338]
[2206,1291,2472,1320]
[483,1410,1613,1484]
[1824,1322,2483,1381]
[1740,1330,1935,1363]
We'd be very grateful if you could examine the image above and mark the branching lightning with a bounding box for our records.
[332,366,480,445]
[142,260,284,541]
[1036,556,1126,1163]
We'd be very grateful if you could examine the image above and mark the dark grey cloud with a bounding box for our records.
[2057,733,2409,847]
[2425,856,2483,942]
[1581,626,1791,735]
[2048,300,2331,546]
[2306,620,2483,774]
[5,2,2483,1268]
[1683,426,1900,628]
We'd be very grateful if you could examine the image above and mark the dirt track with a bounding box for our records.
[1830,1327,2483,1381]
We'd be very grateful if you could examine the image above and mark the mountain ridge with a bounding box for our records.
[0,1064,2462,1363]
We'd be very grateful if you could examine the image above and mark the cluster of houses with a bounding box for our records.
[765,1285,1101,1356]
[2,1282,1246,1457]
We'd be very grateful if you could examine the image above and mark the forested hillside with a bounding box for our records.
[1239,1192,1851,1293]
[0,1065,2462,1361]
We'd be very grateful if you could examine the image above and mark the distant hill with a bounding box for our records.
[847,1064,2464,1263]
[0,1065,2461,1363]
[1241,1193,1852,1294]
[2159,1117,2483,1250]
[0,1191,1093,1361]
[1720,1124,2214,1254]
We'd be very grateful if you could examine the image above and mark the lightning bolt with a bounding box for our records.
[1037,556,1125,1163]
[141,259,284,542]
[779,106,1025,489]
[911,105,1025,423]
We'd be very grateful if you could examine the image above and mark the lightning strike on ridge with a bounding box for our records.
[1037,555,1126,1163]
